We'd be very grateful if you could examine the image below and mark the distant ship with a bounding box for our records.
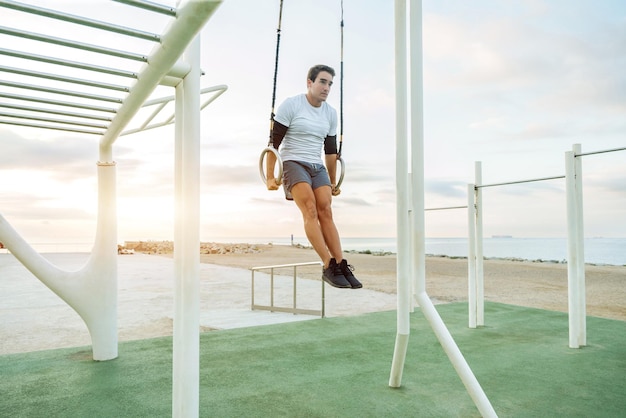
[492,235,513,238]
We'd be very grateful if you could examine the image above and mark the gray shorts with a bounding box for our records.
[283,160,331,198]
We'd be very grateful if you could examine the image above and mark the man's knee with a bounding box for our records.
[316,201,333,221]
[301,202,319,220]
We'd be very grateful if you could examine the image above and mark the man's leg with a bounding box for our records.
[290,182,332,267]
[313,185,343,262]
[314,185,363,289]
[291,182,350,288]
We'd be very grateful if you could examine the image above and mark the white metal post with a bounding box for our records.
[565,144,586,348]
[467,184,477,328]
[87,156,118,360]
[410,0,426,302]
[173,35,201,417]
[474,162,484,326]
[573,144,586,346]
[389,0,410,388]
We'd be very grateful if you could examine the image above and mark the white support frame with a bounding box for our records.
[468,143,625,348]
[0,1,224,417]
[388,1,497,416]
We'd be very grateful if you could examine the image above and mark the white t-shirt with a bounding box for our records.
[274,94,337,165]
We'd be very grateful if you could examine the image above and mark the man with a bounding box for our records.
[266,64,361,289]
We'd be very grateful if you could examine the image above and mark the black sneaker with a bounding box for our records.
[339,259,362,289]
[322,258,350,288]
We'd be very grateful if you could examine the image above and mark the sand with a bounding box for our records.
[1,244,624,355]
[195,244,626,321]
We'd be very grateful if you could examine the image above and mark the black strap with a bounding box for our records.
[338,0,344,157]
[268,0,284,146]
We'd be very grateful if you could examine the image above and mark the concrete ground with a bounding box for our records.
[1,253,397,355]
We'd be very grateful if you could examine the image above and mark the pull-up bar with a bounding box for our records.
[576,146,626,157]
[0,0,161,41]
[477,175,565,189]
[0,26,148,61]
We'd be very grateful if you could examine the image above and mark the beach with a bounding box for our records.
[194,243,626,321]
[1,244,624,356]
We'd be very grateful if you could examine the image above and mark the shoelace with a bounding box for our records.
[340,262,355,273]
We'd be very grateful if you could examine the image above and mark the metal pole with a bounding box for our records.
[389,0,410,388]
[172,34,201,418]
[565,148,580,348]
[415,292,497,417]
[173,78,184,413]
[467,183,477,328]
[251,270,255,309]
[475,162,484,326]
[573,144,586,346]
[410,0,426,302]
[293,266,297,312]
[270,268,275,311]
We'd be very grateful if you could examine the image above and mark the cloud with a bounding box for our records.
[0,193,93,221]
[425,179,466,199]
[334,197,372,207]
[0,129,97,169]
[202,164,259,189]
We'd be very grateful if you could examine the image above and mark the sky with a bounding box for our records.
[0,0,625,246]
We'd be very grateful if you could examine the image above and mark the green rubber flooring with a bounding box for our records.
[1,302,624,417]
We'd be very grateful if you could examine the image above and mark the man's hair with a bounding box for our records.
[307,64,335,82]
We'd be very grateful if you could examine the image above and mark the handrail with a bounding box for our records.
[251,261,325,317]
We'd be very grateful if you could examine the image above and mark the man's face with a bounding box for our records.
[307,71,334,104]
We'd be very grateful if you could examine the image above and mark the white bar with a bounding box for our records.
[173,34,201,418]
[467,184,477,328]
[478,175,565,189]
[0,0,160,41]
[389,0,410,389]
[410,0,426,300]
[173,76,184,417]
[0,92,116,112]
[0,119,104,135]
[475,162,484,326]
[0,26,146,61]
[565,149,580,348]
[120,85,228,136]
[573,143,586,346]
[0,80,122,103]
[250,261,324,318]
[416,292,497,418]
[0,48,137,79]
[0,102,112,121]
[251,261,322,271]
[0,63,130,89]
[425,205,468,211]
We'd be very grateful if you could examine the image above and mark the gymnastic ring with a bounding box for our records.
[335,156,346,189]
[259,146,283,186]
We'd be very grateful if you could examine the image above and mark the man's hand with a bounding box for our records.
[267,178,280,191]
[331,184,341,196]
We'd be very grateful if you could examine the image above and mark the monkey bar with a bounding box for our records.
[0,1,224,416]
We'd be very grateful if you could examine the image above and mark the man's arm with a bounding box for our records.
[325,153,341,196]
[266,151,279,190]
[324,135,340,196]
[266,121,288,190]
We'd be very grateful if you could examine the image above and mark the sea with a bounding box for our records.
[8,237,625,266]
